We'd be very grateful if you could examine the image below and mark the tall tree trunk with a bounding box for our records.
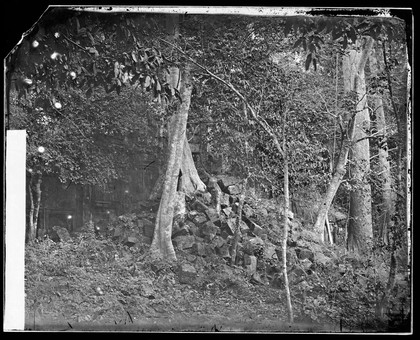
[27,179,35,242]
[344,43,374,253]
[150,63,193,261]
[314,38,374,243]
[369,48,394,245]
[149,14,205,200]
[282,108,294,323]
[27,172,42,242]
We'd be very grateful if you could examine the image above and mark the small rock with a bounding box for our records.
[220,230,231,239]
[295,247,315,261]
[172,225,190,238]
[211,235,226,248]
[244,254,257,275]
[220,193,231,208]
[192,242,206,256]
[219,218,236,236]
[217,176,240,192]
[202,192,212,205]
[313,252,332,266]
[289,267,306,284]
[178,263,197,284]
[216,243,231,258]
[227,184,241,195]
[186,254,197,262]
[125,236,140,246]
[300,258,313,271]
[200,221,219,241]
[52,226,72,242]
[184,221,199,235]
[204,244,216,257]
[240,220,250,234]
[172,235,195,250]
[250,272,264,285]
[252,224,267,238]
[257,208,268,219]
[206,208,219,221]
[191,198,209,213]
[264,242,278,260]
[222,207,233,217]
[192,213,208,226]
[242,204,255,218]
[142,218,155,238]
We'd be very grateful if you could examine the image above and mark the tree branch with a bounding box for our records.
[61,33,92,57]
[158,37,284,157]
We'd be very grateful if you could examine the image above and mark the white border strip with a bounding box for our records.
[4,130,26,331]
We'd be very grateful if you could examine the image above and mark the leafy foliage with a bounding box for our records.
[9,85,161,185]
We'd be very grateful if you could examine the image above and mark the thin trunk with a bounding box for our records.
[230,177,248,266]
[33,174,42,234]
[313,136,352,241]
[150,63,193,261]
[27,172,42,241]
[27,178,35,242]
[369,48,394,244]
[325,218,333,244]
[282,108,294,324]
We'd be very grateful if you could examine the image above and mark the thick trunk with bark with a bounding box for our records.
[369,49,394,244]
[344,46,373,253]
[150,64,193,261]
[149,20,205,199]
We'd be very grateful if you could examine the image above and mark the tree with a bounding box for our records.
[150,63,193,261]
[148,14,206,202]
[312,37,375,245]
[344,37,374,252]
[369,46,394,245]
[281,106,294,323]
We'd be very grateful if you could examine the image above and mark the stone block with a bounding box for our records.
[172,235,195,250]
[142,218,155,238]
[227,184,241,195]
[178,263,197,284]
[191,199,209,213]
[200,221,219,241]
[202,192,212,205]
[192,213,208,226]
[242,204,255,218]
[192,242,206,256]
[222,206,233,217]
[244,254,257,275]
[220,193,231,208]
[172,225,190,238]
[216,243,231,258]
[295,247,314,261]
[206,208,219,221]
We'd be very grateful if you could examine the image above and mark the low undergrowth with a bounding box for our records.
[25,228,410,332]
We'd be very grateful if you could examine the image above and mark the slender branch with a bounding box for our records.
[158,37,284,157]
[61,34,92,56]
